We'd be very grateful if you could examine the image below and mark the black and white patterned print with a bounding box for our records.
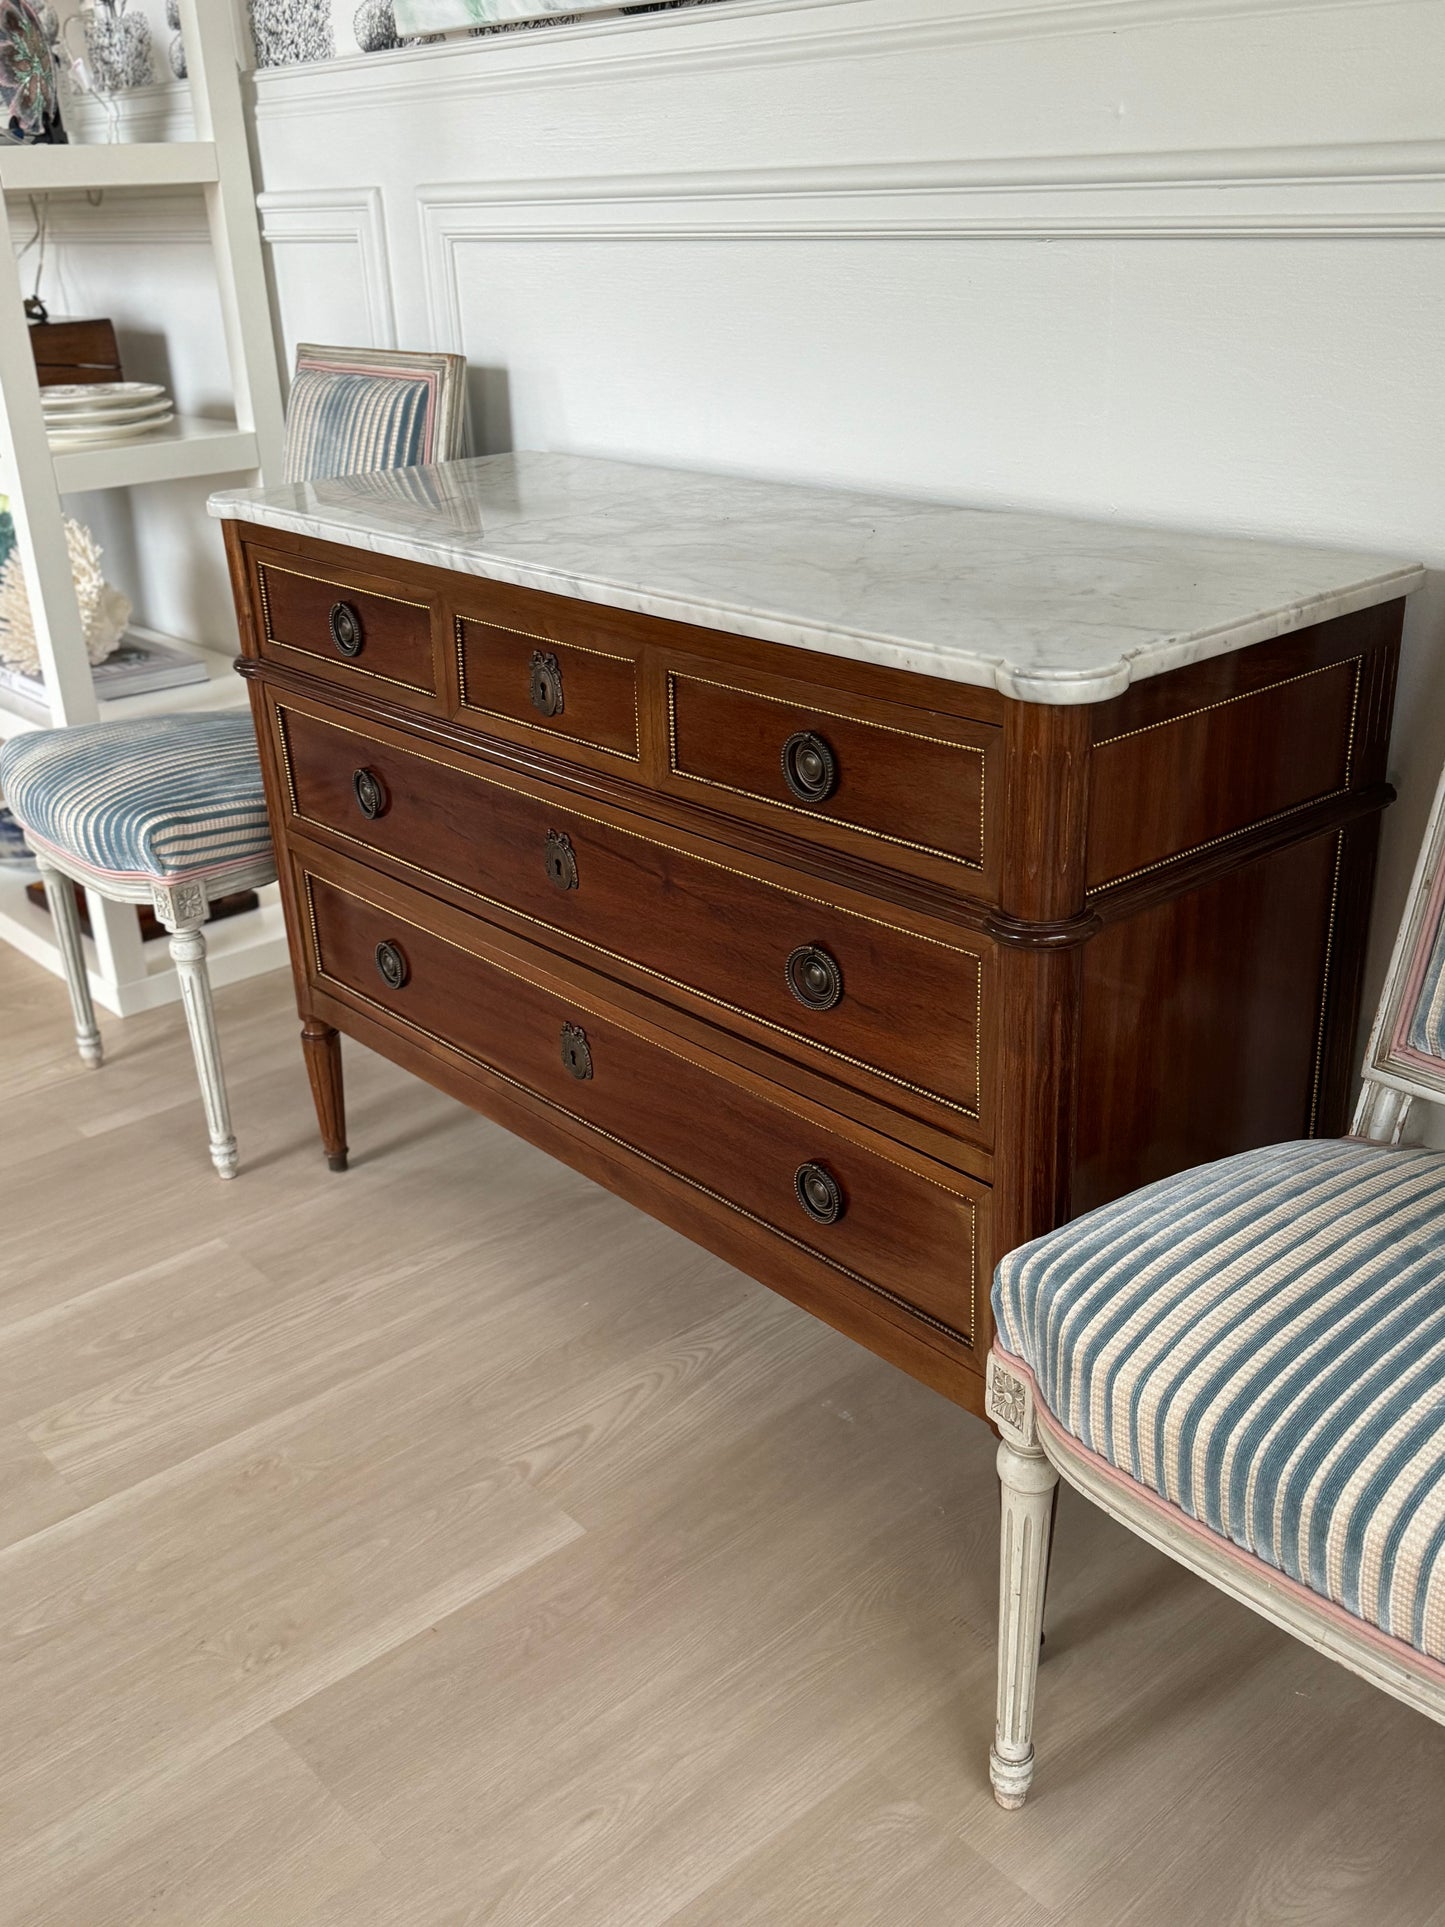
[248,0,334,69]
[83,0,155,93]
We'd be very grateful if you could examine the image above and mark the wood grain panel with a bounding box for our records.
[299,851,985,1348]
[1087,655,1361,888]
[1074,830,1344,1215]
[276,698,989,1143]
[455,614,641,763]
[664,658,996,887]
[252,548,442,707]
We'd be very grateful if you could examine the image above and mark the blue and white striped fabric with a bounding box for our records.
[994,1139,1445,1664]
[0,713,272,884]
[282,368,434,484]
[1408,910,1445,1062]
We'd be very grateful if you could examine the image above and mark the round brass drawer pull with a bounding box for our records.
[529,649,565,717]
[352,766,388,820]
[329,600,364,657]
[560,1021,593,1081]
[781,730,837,804]
[544,830,579,893]
[374,940,409,990]
[785,943,843,1012]
[794,1160,845,1226]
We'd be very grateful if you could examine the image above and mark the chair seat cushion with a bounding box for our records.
[994,1139,1445,1663]
[0,713,272,885]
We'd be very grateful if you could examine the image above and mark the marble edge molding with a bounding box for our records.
[208,489,1425,708]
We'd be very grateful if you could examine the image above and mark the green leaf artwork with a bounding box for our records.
[393,0,616,31]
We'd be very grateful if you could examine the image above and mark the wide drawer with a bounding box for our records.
[296,849,984,1348]
[252,549,443,709]
[273,696,991,1146]
[453,578,642,770]
[662,656,997,888]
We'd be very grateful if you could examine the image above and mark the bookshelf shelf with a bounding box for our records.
[0,627,247,744]
[0,0,286,1008]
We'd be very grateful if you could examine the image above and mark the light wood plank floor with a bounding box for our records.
[3,941,1445,1925]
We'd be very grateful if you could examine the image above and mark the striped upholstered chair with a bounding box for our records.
[987,756,1445,1809]
[283,344,467,483]
[0,345,466,1178]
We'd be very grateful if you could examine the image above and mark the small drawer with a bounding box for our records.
[453,579,642,767]
[274,698,991,1146]
[299,854,985,1347]
[253,551,440,705]
[662,658,997,887]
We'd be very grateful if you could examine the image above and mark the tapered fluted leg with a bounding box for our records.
[37,860,102,1067]
[167,921,238,1179]
[991,1434,1059,1810]
[301,1018,348,1171]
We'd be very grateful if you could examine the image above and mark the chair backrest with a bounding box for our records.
[1355,756,1445,1142]
[282,343,468,485]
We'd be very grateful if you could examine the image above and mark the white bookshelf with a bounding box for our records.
[0,0,286,1016]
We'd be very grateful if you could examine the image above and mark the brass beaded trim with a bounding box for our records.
[1095,656,1363,771]
[257,562,436,697]
[1094,657,1362,892]
[665,671,987,872]
[303,866,977,1347]
[454,615,641,762]
[276,701,986,1121]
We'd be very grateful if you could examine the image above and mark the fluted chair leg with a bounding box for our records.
[991,1432,1059,1809]
[152,884,238,1180]
[36,858,102,1067]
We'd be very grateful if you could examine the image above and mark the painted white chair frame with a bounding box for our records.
[17,344,471,1180]
[988,757,1445,1810]
[32,849,278,1180]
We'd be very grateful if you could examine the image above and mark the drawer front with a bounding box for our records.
[663,660,995,884]
[298,854,983,1347]
[453,579,642,766]
[253,553,440,704]
[275,699,989,1142]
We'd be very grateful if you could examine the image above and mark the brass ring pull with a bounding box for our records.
[374,940,409,990]
[329,600,364,657]
[544,830,579,893]
[781,730,837,804]
[785,944,843,1012]
[529,650,564,717]
[794,1161,845,1226]
[352,767,388,820]
[560,1021,593,1081]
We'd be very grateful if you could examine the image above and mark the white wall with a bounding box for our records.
[41,0,1445,1129]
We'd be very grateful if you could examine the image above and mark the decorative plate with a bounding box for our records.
[48,414,175,447]
[41,398,174,428]
[41,381,168,409]
[0,0,64,146]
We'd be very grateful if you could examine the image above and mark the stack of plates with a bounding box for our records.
[43,382,175,450]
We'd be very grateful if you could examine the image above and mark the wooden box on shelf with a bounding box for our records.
[28,317,122,388]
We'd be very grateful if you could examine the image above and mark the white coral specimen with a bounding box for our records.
[0,521,132,675]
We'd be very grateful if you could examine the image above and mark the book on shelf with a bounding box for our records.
[0,634,211,713]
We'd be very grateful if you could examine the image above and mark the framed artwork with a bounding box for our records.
[393,0,622,31]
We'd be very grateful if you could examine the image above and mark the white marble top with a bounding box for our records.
[210,454,1423,705]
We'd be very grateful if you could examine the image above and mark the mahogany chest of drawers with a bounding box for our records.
[216,456,1417,1423]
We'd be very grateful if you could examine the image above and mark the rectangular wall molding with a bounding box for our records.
[257,188,398,351]
[253,0,1393,118]
[418,140,1445,345]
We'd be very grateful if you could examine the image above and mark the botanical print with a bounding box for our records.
[248,0,334,68]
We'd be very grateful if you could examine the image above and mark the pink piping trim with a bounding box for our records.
[995,1344,1445,1689]
[22,826,269,889]
[1388,856,1445,1066]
